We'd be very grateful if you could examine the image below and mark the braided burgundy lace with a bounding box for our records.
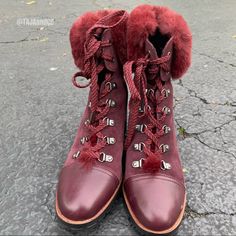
[72,10,128,163]
[124,53,171,171]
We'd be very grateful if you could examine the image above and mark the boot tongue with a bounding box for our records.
[145,37,174,82]
[145,39,158,83]
[98,29,118,101]
[101,29,118,72]
[145,39,158,60]
[144,37,174,119]
[160,37,174,81]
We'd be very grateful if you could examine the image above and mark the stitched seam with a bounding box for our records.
[125,174,185,188]
[93,166,119,184]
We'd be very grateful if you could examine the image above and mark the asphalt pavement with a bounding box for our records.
[0,0,236,235]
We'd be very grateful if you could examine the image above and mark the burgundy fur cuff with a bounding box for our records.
[127,5,192,79]
[70,10,127,69]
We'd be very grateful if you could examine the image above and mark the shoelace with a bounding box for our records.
[72,10,128,163]
[124,53,171,172]
[72,30,115,162]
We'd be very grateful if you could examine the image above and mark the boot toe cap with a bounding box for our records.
[124,175,185,233]
[56,162,119,223]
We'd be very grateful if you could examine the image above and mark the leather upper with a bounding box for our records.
[124,174,185,231]
[57,162,119,221]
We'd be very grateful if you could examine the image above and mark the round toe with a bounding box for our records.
[124,175,186,233]
[57,162,119,223]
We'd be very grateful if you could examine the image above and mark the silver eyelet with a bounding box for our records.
[161,160,171,170]
[161,89,171,98]
[106,82,117,91]
[159,144,170,153]
[162,106,171,115]
[135,124,147,133]
[167,51,171,56]
[105,136,116,145]
[103,117,115,126]
[80,136,88,144]
[138,106,145,113]
[98,152,113,162]
[88,101,92,107]
[84,119,90,126]
[106,99,116,107]
[134,142,145,152]
[72,150,80,159]
[139,105,151,113]
[162,125,171,134]
[132,158,144,168]
[145,88,154,97]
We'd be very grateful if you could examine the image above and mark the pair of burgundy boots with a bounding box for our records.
[56,4,192,235]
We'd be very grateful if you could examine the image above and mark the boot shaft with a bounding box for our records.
[65,10,129,176]
[124,4,192,178]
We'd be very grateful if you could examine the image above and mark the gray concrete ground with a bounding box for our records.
[0,0,236,235]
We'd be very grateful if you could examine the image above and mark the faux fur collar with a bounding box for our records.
[127,5,192,79]
[70,10,127,69]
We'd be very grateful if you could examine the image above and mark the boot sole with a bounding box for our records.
[123,185,186,235]
[55,180,121,226]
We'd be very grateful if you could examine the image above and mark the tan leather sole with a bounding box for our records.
[123,186,186,235]
[56,181,121,225]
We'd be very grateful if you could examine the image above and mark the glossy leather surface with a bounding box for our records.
[57,162,119,221]
[124,174,185,232]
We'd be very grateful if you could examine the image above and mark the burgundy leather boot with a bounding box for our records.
[123,5,192,234]
[56,10,128,225]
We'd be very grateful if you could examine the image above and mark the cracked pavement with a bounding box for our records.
[0,0,236,235]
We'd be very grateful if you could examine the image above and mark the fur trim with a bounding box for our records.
[127,5,192,78]
[79,150,96,162]
[143,153,161,173]
[70,10,127,69]
[78,148,96,169]
[70,10,112,69]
